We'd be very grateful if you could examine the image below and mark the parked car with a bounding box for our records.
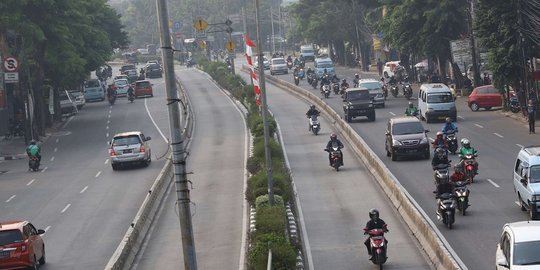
[113,79,130,97]
[145,64,163,78]
[385,116,430,161]
[67,89,86,109]
[83,79,105,102]
[513,145,540,220]
[0,220,46,269]
[59,91,77,115]
[270,58,288,75]
[468,85,503,111]
[496,221,540,269]
[109,131,152,170]
[134,80,154,97]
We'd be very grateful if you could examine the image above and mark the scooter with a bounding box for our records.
[433,163,451,186]
[382,84,388,100]
[403,83,413,100]
[364,226,389,268]
[390,84,399,98]
[333,83,340,95]
[325,145,342,171]
[311,77,318,89]
[309,115,320,135]
[462,154,478,183]
[322,84,331,98]
[28,156,40,172]
[445,130,458,154]
[287,61,293,70]
[307,73,314,84]
[298,69,305,80]
[436,193,457,229]
[294,74,300,86]
[128,93,135,103]
[509,96,521,113]
[454,181,470,216]
[108,95,116,105]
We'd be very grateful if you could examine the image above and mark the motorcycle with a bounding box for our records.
[436,193,457,229]
[433,163,451,186]
[509,96,521,113]
[340,85,348,97]
[307,73,314,84]
[403,83,413,100]
[462,154,478,183]
[445,130,458,154]
[28,156,40,172]
[309,115,321,135]
[382,84,388,100]
[454,181,470,216]
[287,61,293,70]
[294,74,300,86]
[390,84,399,98]
[333,83,340,95]
[128,93,135,103]
[321,84,331,98]
[298,69,305,80]
[325,144,342,171]
[311,77,318,89]
[108,95,116,105]
[364,226,388,268]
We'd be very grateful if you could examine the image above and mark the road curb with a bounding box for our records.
[0,154,26,160]
[245,65,464,270]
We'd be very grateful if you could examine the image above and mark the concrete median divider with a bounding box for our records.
[104,76,194,270]
[243,65,462,270]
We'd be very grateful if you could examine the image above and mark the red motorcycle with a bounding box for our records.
[364,226,388,269]
[28,156,40,172]
[462,154,477,183]
[325,145,342,171]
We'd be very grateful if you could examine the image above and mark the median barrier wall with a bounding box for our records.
[244,65,462,270]
[104,76,194,270]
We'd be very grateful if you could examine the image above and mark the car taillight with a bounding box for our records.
[20,243,27,252]
[139,146,145,153]
[110,148,117,156]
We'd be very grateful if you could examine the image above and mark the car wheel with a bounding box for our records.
[470,102,479,111]
[519,194,527,211]
[112,164,119,171]
[386,144,391,157]
[368,113,376,122]
[39,245,46,265]
[391,149,397,161]
[529,201,538,220]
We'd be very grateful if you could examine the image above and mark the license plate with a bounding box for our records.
[406,149,417,153]
[0,251,10,258]
[123,149,132,154]
[439,116,447,119]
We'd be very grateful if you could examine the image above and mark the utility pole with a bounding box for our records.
[468,0,481,87]
[155,0,198,269]
[255,0,275,206]
[270,6,276,54]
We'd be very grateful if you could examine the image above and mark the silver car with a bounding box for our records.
[114,79,130,97]
[358,79,386,108]
[109,131,152,170]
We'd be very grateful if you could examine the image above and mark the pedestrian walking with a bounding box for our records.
[377,58,383,77]
[527,99,536,134]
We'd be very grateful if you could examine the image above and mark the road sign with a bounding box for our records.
[175,32,182,39]
[225,41,236,52]
[174,21,182,30]
[198,41,207,49]
[195,32,207,40]
[4,72,19,83]
[225,27,233,34]
[193,17,208,32]
[3,57,18,72]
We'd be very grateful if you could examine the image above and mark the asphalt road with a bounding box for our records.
[260,60,536,270]
[0,64,171,269]
[237,65,431,269]
[131,68,247,270]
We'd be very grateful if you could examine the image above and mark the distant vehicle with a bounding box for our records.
[134,80,154,97]
[113,74,129,81]
[120,64,136,75]
[358,78,385,108]
[314,57,335,79]
[254,56,270,70]
[146,44,158,55]
[137,48,149,55]
[83,79,105,102]
[513,145,540,220]
[67,89,86,109]
[270,58,288,75]
[113,79,130,97]
[109,131,152,170]
[0,220,46,269]
[468,85,502,111]
[300,45,315,61]
[495,221,540,269]
[385,116,430,161]
[59,91,78,115]
[383,61,401,78]
[145,64,163,78]
[125,69,138,83]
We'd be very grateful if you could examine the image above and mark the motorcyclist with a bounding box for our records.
[435,175,455,217]
[139,67,145,76]
[293,66,299,77]
[442,117,458,135]
[450,164,466,183]
[320,74,331,86]
[286,55,292,62]
[26,140,41,163]
[127,85,135,100]
[106,85,116,99]
[331,74,340,84]
[405,102,418,116]
[340,79,349,89]
[306,105,320,131]
[388,76,397,85]
[431,147,450,170]
[363,209,388,259]
[353,73,360,87]
[306,67,314,76]
[325,134,344,166]
[432,131,448,151]
[458,138,478,175]
[293,57,300,67]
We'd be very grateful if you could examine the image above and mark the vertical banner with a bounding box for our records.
[244,34,261,106]
[48,87,54,115]
[0,72,5,109]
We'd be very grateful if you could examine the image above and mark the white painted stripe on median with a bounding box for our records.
[5,195,16,203]
[80,186,88,194]
[487,179,500,188]
[26,179,35,186]
[517,144,524,148]
[493,133,504,138]
[61,204,71,213]
[474,123,484,128]
[95,171,102,178]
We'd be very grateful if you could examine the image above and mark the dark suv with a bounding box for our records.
[385,116,430,161]
[342,87,375,122]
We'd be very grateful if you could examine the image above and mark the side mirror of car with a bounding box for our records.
[146,136,152,141]
[385,132,390,136]
[425,129,430,133]
[496,256,509,268]
[37,229,45,235]
[521,178,528,186]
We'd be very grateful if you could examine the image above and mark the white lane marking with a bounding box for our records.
[107,120,110,124]
[474,124,484,128]
[62,115,74,128]
[5,195,16,203]
[487,179,500,188]
[493,133,504,138]
[55,138,59,143]
[50,156,55,162]
[515,201,521,206]
[389,112,396,116]
[104,159,109,164]
[517,144,524,148]
[106,126,109,130]
[41,167,48,173]
[95,171,102,178]
[106,132,109,137]
[26,179,35,186]
[44,226,51,232]
[144,97,168,142]
[54,147,58,152]
[108,114,111,119]
[61,204,71,213]
[458,116,465,120]
[80,186,89,194]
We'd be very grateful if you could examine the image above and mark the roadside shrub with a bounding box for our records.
[246,170,290,204]
[252,138,282,161]
[248,233,296,270]
[246,156,262,175]
[255,194,284,209]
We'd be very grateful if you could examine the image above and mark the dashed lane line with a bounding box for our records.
[474,123,484,128]
[487,179,500,188]
[95,171,102,178]
[389,112,396,116]
[44,226,51,232]
[41,167,48,173]
[106,132,109,137]
[106,126,109,130]
[80,186,89,194]
[54,147,58,152]
[494,133,504,138]
[26,179,35,186]
[61,204,71,213]
[5,195,16,203]
[517,144,524,148]
[458,116,465,120]
[50,156,55,162]
[515,201,521,207]
[104,159,109,165]
[55,138,59,143]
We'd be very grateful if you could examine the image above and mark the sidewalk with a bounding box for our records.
[0,121,64,160]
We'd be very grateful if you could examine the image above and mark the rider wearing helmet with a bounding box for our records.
[458,138,478,174]
[431,147,450,170]
[331,74,340,84]
[442,117,458,135]
[306,105,320,131]
[340,78,349,89]
[363,209,388,259]
[405,101,418,116]
[432,131,448,150]
[325,134,344,166]
[306,67,314,76]
[450,164,466,183]
[435,175,455,217]
[26,140,41,163]
[353,73,361,87]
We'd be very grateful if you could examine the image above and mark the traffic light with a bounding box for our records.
[225,27,233,34]
[225,19,232,26]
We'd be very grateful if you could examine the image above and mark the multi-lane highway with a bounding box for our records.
[0,66,170,269]
[262,60,535,270]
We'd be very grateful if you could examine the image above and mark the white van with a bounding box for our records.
[417,84,457,123]
[513,146,540,220]
[300,45,315,61]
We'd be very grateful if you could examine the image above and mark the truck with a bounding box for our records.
[300,45,315,61]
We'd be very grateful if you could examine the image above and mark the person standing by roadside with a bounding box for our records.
[527,99,536,134]
[377,58,384,77]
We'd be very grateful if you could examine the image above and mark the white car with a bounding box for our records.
[114,79,130,97]
[67,89,86,109]
[383,61,401,78]
[109,131,152,170]
[496,221,540,269]
[270,58,288,75]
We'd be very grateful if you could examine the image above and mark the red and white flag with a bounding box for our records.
[244,34,261,106]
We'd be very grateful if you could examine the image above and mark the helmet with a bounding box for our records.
[30,140,36,145]
[342,79,346,83]
[461,138,470,147]
[436,147,445,157]
[445,117,452,124]
[408,101,413,108]
[369,208,380,220]
[454,163,463,174]
[330,134,337,141]
[436,131,443,137]
[355,73,359,78]
[307,67,312,71]
[310,105,315,110]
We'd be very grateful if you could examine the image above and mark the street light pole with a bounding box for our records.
[255,0,275,206]
[468,0,481,87]
[155,0,198,269]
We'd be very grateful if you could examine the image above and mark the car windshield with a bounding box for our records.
[302,49,314,54]
[273,59,286,65]
[392,122,425,135]
[148,65,160,70]
[113,135,140,146]
[318,62,333,68]
[347,90,370,100]
[513,240,540,265]
[0,230,23,245]
[359,82,382,91]
[529,165,540,183]
[427,93,453,103]
[115,80,128,87]
[85,80,100,88]
[137,81,151,87]
[122,65,135,71]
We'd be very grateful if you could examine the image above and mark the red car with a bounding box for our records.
[134,80,154,98]
[0,221,46,269]
[468,85,502,111]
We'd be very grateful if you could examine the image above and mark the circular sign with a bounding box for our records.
[3,57,18,72]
